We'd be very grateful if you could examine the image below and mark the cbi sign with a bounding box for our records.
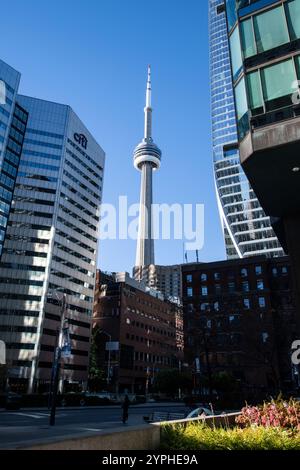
[74,132,88,150]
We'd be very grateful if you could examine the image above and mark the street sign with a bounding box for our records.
[195,357,201,373]
[105,341,119,351]
[61,322,71,358]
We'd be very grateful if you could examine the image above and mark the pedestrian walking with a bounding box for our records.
[122,394,130,424]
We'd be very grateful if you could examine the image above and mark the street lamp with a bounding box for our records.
[47,291,68,426]
[99,330,112,387]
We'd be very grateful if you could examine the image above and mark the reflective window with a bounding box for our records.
[247,71,264,115]
[255,265,262,275]
[259,297,266,308]
[253,6,289,53]
[230,26,243,80]
[261,59,298,111]
[226,0,238,31]
[202,286,208,296]
[286,0,300,41]
[257,279,264,290]
[295,55,300,77]
[234,77,249,139]
[187,287,193,297]
[240,18,256,58]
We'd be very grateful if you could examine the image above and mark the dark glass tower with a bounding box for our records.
[209,0,283,259]
[224,0,300,334]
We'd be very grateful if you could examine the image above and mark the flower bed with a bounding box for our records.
[236,398,300,430]
[160,399,300,450]
[160,423,300,450]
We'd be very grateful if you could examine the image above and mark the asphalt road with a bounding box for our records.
[0,403,188,449]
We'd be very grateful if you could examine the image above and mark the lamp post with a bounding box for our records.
[100,330,112,388]
[48,292,67,426]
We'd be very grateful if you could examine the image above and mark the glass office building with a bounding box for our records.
[0,89,105,392]
[0,60,28,258]
[224,0,300,338]
[209,0,283,258]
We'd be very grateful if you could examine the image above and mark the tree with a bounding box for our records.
[212,371,240,394]
[152,369,193,396]
[88,327,106,392]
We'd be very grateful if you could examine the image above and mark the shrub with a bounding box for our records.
[160,423,300,450]
[236,398,300,431]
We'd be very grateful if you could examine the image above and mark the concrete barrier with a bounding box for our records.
[19,413,240,450]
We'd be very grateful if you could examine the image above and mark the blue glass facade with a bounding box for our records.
[0,93,105,393]
[0,60,28,258]
[209,0,283,258]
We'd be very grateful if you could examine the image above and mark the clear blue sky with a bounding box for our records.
[1,0,226,273]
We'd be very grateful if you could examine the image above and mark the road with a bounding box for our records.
[0,403,188,449]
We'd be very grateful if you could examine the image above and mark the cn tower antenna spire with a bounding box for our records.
[144,65,152,141]
[133,66,162,279]
[146,64,151,108]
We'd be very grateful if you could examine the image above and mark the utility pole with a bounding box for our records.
[178,359,182,400]
[49,293,67,426]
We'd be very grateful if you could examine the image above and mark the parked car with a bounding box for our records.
[186,406,213,419]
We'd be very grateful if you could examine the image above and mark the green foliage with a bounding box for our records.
[88,327,106,392]
[152,369,193,395]
[161,422,300,450]
[212,371,240,393]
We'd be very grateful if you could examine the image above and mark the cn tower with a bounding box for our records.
[133,66,162,285]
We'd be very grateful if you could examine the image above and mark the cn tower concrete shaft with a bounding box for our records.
[133,66,162,272]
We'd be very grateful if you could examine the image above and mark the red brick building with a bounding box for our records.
[182,256,299,400]
[93,271,184,394]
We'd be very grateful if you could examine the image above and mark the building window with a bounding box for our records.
[244,298,250,310]
[242,281,249,292]
[187,287,193,297]
[214,301,220,312]
[186,274,192,283]
[253,5,289,53]
[215,284,222,294]
[285,0,300,41]
[228,282,235,293]
[272,267,278,277]
[201,286,208,296]
[234,77,249,139]
[255,266,262,276]
[201,273,207,282]
[257,280,264,290]
[246,71,264,115]
[240,18,256,58]
[201,303,209,312]
[126,318,131,324]
[282,266,288,276]
[259,297,266,308]
[261,59,298,112]
[241,268,248,278]
[214,272,220,281]
[262,332,269,343]
[226,0,238,32]
[230,26,243,81]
